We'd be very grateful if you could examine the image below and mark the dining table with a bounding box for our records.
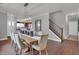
[18,32,41,54]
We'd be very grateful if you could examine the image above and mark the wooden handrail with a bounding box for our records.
[49,19,63,42]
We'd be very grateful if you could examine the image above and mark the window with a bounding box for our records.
[16,23,24,30]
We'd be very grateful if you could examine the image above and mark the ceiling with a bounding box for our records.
[0,3,79,18]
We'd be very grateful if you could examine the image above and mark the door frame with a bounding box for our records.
[66,12,79,38]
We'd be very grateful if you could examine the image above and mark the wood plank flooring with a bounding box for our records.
[0,38,79,55]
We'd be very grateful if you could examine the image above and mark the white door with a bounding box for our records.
[69,21,78,36]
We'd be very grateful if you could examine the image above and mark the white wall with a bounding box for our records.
[31,13,61,42]
[0,12,7,39]
[49,11,65,27]
[31,10,78,40]
[32,13,49,34]
[49,11,67,39]
[7,13,17,36]
[0,12,17,40]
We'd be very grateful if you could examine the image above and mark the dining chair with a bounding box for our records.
[9,32,14,45]
[14,34,28,55]
[10,32,17,54]
[32,35,48,55]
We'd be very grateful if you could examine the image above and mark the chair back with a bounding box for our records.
[14,34,22,49]
[39,35,48,50]
[10,32,16,43]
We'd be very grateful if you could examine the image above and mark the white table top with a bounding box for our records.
[18,32,40,41]
[32,36,40,40]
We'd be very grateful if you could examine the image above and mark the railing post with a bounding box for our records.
[61,28,63,43]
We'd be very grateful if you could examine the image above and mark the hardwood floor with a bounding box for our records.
[68,35,78,41]
[47,40,79,55]
[0,39,16,55]
[0,38,79,55]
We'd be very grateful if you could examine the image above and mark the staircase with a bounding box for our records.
[49,19,63,43]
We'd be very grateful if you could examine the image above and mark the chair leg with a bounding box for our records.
[39,50,41,55]
[11,40,14,46]
[45,48,48,55]
[16,48,19,55]
[29,44,32,55]
[31,48,33,55]
[15,45,17,54]
[20,49,22,55]
[15,44,17,51]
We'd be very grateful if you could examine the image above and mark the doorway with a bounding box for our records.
[67,14,78,41]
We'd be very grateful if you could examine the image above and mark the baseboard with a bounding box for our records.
[48,37,61,42]
[0,37,8,41]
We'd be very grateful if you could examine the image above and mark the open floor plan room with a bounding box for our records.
[0,3,79,55]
